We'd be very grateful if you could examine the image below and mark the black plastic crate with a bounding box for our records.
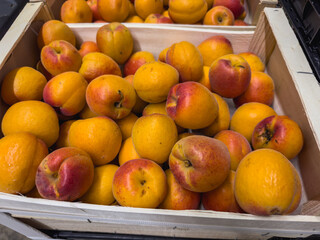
[0,0,28,41]
[279,0,320,83]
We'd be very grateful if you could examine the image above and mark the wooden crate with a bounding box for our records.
[0,2,320,239]
[29,0,278,26]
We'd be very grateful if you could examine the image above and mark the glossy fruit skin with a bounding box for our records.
[0,132,48,194]
[36,147,94,201]
[86,74,136,120]
[80,164,119,205]
[132,113,178,164]
[166,82,219,129]
[67,116,122,166]
[98,0,130,22]
[40,40,82,76]
[96,22,133,65]
[230,102,277,143]
[251,115,304,160]
[168,0,208,24]
[202,170,243,213]
[209,54,251,98]
[133,61,179,103]
[1,100,59,147]
[234,149,302,216]
[112,158,167,208]
[159,169,201,210]
[169,135,231,193]
[166,41,204,83]
[233,71,275,107]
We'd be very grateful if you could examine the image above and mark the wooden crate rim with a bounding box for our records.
[1,193,320,222]
[0,4,320,238]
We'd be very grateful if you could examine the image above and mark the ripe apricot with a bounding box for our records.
[0,132,48,194]
[80,164,119,205]
[68,116,122,166]
[166,41,203,82]
[132,114,178,164]
[230,102,277,143]
[168,0,207,24]
[1,67,47,105]
[1,100,59,147]
[133,61,179,103]
[118,137,140,166]
[235,149,302,215]
[134,0,164,20]
[60,0,93,23]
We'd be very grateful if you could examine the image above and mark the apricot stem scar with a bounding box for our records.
[140,180,146,185]
[184,160,192,168]
[258,127,274,144]
[114,90,123,108]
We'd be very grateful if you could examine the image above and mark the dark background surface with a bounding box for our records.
[0,0,28,40]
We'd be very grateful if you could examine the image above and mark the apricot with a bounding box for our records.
[36,147,94,201]
[116,112,139,140]
[98,0,130,22]
[166,82,219,129]
[80,164,119,205]
[132,114,178,164]
[118,137,140,166]
[1,100,59,147]
[1,66,47,105]
[86,75,136,120]
[197,35,234,67]
[209,54,251,98]
[133,61,179,103]
[169,135,231,192]
[112,158,167,208]
[41,40,82,77]
[60,0,93,23]
[238,52,265,72]
[68,116,122,166]
[230,102,277,143]
[134,0,164,20]
[235,149,302,215]
[37,20,76,49]
[123,51,155,76]
[43,71,88,116]
[252,115,304,160]
[78,41,100,58]
[200,93,230,136]
[168,0,208,24]
[0,132,48,194]
[233,71,275,107]
[96,22,133,65]
[125,15,144,23]
[159,169,201,210]
[79,52,122,83]
[213,0,245,19]
[214,130,252,171]
[166,41,203,82]
[202,171,243,213]
[124,75,148,115]
[54,120,76,149]
[203,6,234,25]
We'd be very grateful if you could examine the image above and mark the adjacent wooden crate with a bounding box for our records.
[0,2,320,239]
[29,0,278,26]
